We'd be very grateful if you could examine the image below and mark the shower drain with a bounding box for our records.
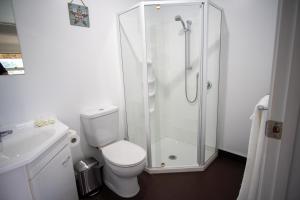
[168,155,177,160]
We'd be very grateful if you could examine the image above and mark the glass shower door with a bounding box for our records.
[119,7,147,152]
[144,4,203,168]
[203,4,222,162]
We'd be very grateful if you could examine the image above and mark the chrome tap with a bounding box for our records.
[0,130,13,142]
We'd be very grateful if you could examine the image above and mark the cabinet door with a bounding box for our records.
[30,146,78,200]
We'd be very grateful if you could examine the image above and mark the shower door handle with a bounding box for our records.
[207,81,212,90]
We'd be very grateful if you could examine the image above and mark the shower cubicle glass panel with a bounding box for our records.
[204,4,222,162]
[144,4,203,168]
[119,1,222,172]
[119,7,147,151]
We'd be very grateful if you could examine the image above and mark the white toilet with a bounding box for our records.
[80,105,146,198]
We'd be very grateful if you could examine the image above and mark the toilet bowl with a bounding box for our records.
[101,140,146,197]
[80,106,146,198]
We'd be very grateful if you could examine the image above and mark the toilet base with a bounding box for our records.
[103,164,140,198]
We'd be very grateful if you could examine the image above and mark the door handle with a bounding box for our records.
[207,81,212,90]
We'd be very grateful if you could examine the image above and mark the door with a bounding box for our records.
[258,0,300,199]
[202,3,222,163]
[30,146,78,200]
[144,3,203,168]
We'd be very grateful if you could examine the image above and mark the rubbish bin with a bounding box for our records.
[74,157,102,197]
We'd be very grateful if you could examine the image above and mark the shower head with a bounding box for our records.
[174,15,182,21]
[174,15,186,30]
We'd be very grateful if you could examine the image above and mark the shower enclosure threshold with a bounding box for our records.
[144,151,218,174]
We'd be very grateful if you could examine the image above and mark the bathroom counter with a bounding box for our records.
[0,120,69,174]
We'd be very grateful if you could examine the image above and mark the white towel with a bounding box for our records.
[237,95,269,200]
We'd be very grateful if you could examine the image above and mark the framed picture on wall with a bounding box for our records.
[68,2,90,28]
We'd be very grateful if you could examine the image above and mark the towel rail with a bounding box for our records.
[258,105,268,110]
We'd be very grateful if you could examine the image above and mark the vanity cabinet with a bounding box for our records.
[0,135,79,200]
[30,145,78,200]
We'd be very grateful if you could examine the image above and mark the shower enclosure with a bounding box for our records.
[118,1,222,173]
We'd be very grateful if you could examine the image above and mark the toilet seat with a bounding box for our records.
[101,140,146,168]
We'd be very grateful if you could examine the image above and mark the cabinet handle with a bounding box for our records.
[62,156,71,166]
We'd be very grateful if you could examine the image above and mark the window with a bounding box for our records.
[0,53,24,75]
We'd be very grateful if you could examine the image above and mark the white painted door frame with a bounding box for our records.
[259,0,300,199]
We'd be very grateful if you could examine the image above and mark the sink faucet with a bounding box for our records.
[0,130,13,142]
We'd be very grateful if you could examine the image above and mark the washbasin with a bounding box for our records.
[0,120,69,174]
[0,128,54,159]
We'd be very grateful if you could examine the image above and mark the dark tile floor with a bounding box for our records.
[81,152,246,200]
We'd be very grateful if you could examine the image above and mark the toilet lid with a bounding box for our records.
[101,140,146,167]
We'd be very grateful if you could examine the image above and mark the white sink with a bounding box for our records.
[0,120,68,174]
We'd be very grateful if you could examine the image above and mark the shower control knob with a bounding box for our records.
[207,81,212,90]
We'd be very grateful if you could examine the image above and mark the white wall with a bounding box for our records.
[212,0,279,156]
[0,0,139,163]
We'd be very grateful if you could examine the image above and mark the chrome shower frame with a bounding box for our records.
[117,0,223,174]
